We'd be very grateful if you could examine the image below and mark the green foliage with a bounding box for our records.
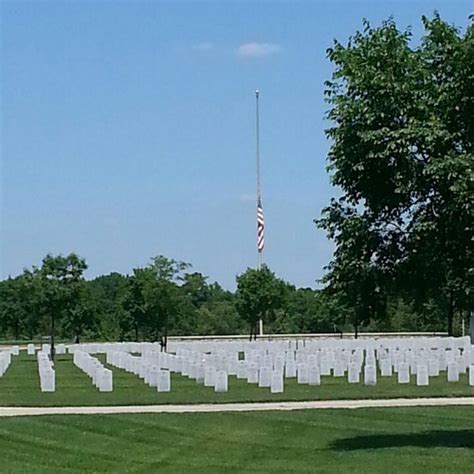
[88,272,129,340]
[0,247,461,340]
[37,254,89,354]
[119,256,194,346]
[0,277,29,339]
[235,265,288,338]
[317,13,474,334]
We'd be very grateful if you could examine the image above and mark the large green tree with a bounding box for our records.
[120,256,190,348]
[0,277,28,340]
[317,14,473,335]
[37,253,88,358]
[235,265,288,340]
[87,272,129,340]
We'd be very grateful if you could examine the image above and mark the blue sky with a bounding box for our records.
[1,0,472,288]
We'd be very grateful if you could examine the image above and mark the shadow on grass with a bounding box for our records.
[330,430,474,450]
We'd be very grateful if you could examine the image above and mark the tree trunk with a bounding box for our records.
[447,293,454,336]
[354,323,359,340]
[470,310,474,344]
[163,318,168,352]
[13,320,19,341]
[50,312,55,362]
[249,322,255,341]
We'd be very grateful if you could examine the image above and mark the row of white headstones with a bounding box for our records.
[0,345,111,393]
[37,351,55,392]
[78,336,474,393]
[1,337,473,393]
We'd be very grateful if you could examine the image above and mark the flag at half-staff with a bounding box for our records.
[257,196,265,253]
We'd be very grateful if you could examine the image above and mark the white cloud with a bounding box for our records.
[237,42,280,58]
[240,193,256,202]
[192,42,214,52]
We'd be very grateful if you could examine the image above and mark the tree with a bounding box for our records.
[283,288,342,334]
[181,272,211,309]
[235,265,288,340]
[317,14,473,335]
[120,256,190,348]
[38,253,88,359]
[120,270,147,340]
[146,256,190,348]
[88,272,129,340]
[0,277,27,340]
[61,284,98,343]
[317,205,389,337]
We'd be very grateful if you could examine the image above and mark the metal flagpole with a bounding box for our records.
[256,89,262,269]
[256,89,263,337]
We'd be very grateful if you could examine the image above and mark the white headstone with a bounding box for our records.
[297,364,309,384]
[380,359,392,377]
[148,366,159,387]
[270,370,284,393]
[98,369,113,392]
[364,364,377,385]
[40,370,55,392]
[214,370,228,392]
[308,365,321,385]
[428,358,440,377]
[348,363,360,383]
[196,363,205,383]
[157,370,171,392]
[181,359,191,376]
[398,362,410,384]
[247,363,259,384]
[56,344,66,355]
[258,366,271,388]
[416,364,429,386]
[204,366,216,387]
[333,359,345,377]
[236,361,247,379]
[447,362,459,382]
[285,360,297,378]
[320,358,331,376]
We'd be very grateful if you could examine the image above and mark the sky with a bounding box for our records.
[1,0,472,289]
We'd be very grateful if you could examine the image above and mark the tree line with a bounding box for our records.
[0,252,463,347]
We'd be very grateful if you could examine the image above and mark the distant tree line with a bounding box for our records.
[0,252,463,346]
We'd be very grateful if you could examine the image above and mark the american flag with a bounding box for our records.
[257,196,265,253]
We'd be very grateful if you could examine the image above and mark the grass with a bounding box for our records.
[0,407,472,472]
[0,353,472,407]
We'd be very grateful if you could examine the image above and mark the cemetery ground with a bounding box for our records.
[0,406,472,472]
[0,353,473,407]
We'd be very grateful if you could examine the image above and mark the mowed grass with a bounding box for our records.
[0,407,473,473]
[0,353,473,407]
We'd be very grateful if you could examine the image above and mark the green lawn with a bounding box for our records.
[0,407,472,472]
[0,353,472,407]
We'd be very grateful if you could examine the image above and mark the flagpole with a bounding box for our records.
[256,89,263,337]
[256,89,261,269]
